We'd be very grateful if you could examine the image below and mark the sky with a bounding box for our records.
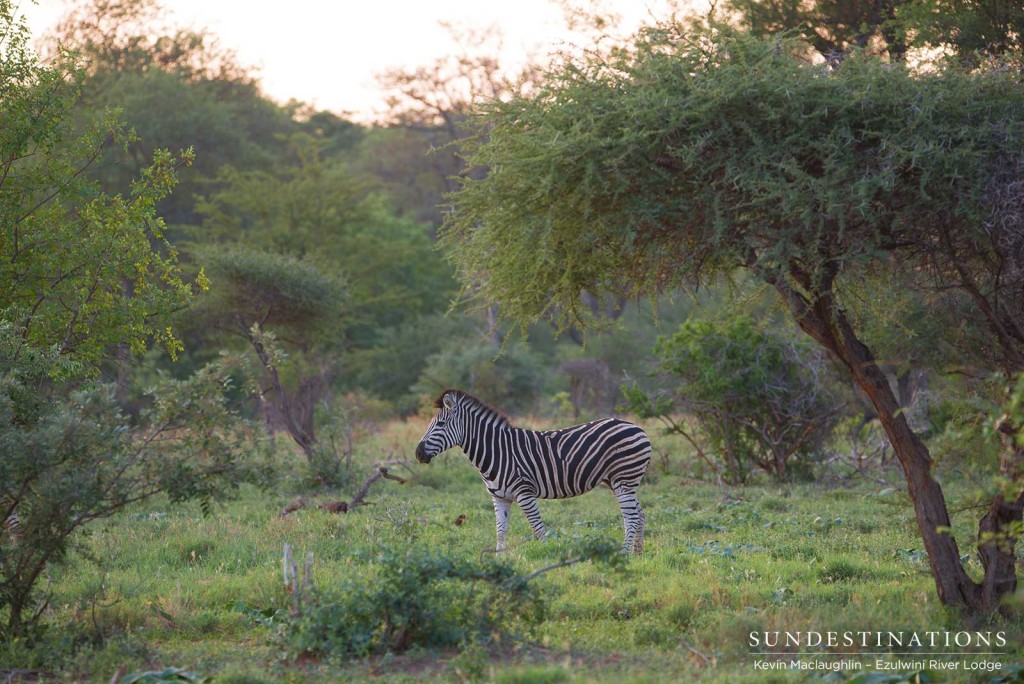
[19,0,693,122]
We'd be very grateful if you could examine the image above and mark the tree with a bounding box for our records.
[193,141,455,467]
[194,245,346,473]
[724,0,909,62]
[45,0,295,225]
[47,0,249,83]
[444,25,1024,614]
[0,332,265,640]
[725,0,1024,66]
[1,4,198,372]
[0,0,264,639]
[372,23,542,230]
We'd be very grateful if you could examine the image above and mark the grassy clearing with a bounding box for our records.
[4,418,1022,682]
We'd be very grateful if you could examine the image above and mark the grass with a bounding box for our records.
[3,418,1022,682]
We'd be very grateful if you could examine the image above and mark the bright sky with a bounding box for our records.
[20,0,695,122]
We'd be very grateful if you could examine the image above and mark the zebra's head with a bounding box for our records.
[415,391,464,464]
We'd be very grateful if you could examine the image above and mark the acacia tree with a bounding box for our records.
[444,25,1024,614]
[194,245,345,471]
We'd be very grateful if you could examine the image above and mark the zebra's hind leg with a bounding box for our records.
[632,506,647,555]
[614,485,644,555]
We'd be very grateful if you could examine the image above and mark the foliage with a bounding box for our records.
[0,327,269,641]
[445,26,1024,354]
[46,0,292,225]
[193,244,346,470]
[724,0,908,62]
[0,1,270,641]
[413,341,548,414]
[346,313,476,413]
[49,0,249,82]
[724,0,1024,65]
[191,146,455,466]
[896,0,1024,63]
[0,5,201,373]
[354,126,455,228]
[625,314,841,482]
[195,150,454,338]
[88,70,286,225]
[196,245,347,335]
[375,23,540,228]
[282,546,545,658]
[998,373,1024,453]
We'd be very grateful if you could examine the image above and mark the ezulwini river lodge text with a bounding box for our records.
[753,659,1005,673]
[748,630,1008,650]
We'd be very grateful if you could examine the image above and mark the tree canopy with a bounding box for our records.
[446,26,1024,373]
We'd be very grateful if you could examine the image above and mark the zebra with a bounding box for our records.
[415,389,651,554]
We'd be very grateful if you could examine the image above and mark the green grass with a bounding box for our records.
[4,419,1022,682]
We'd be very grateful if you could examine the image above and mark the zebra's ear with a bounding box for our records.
[442,392,457,410]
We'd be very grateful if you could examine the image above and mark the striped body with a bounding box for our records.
[415,390,651,554]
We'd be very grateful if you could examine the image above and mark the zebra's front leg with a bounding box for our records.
[492,496,512,551]
[515,493,547,542]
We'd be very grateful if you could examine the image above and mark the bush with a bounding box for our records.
[282,547,544,658]
[625,313,842,483]
[413,341,547,414]
[0,328,269,642]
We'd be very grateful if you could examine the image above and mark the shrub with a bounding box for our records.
[282,538,624,659]
[282,547,544,658]
[413,341,546,414]
[625,313,842,483]
[0,329,269,642]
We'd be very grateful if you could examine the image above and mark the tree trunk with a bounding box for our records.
[765,269,997,612]
[244,326,318,462]
[977,421,1024,611]
[977,491,1024,608]
[849,355,979,609]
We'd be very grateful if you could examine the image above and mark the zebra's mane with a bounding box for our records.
[434,389,512,428]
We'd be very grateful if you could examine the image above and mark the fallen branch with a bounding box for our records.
[349,467,406,508]
[279,466,407,517]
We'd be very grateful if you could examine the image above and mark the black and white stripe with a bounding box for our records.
[415,389,651,554]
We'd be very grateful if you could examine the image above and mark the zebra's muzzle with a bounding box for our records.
[414,441,433,464]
